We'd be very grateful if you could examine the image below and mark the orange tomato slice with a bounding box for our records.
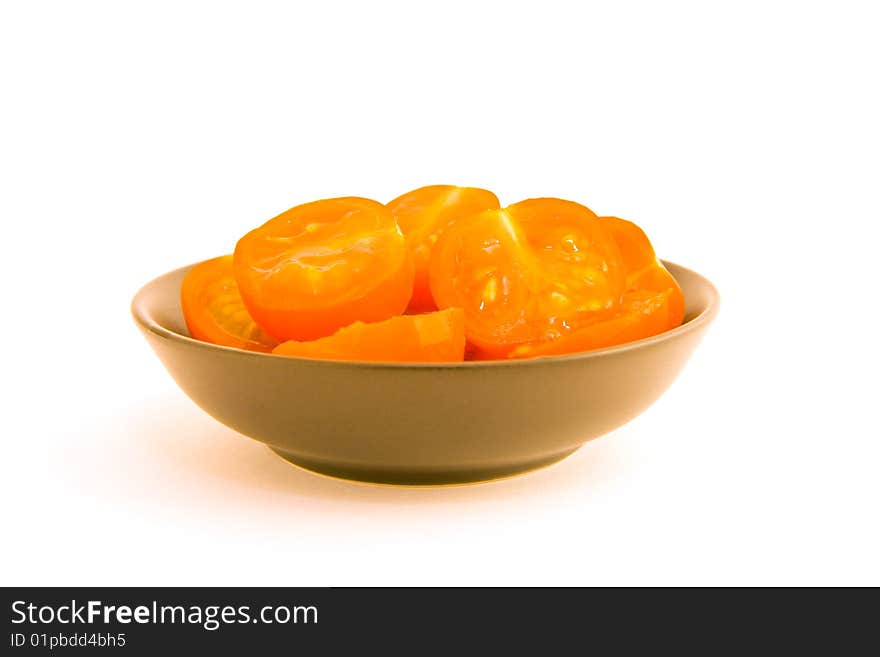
[429,198,626,358]
[509,289,678,358]
[388,185,500,312]
[599,216,685,323]
[510,218,686,358]
[233,197,414,341]
[180,255,278,352]
[272,308,465,363]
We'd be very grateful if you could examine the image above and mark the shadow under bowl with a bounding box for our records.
[132,261,719,485]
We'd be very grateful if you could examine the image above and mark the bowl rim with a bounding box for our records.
[132,259,719,369]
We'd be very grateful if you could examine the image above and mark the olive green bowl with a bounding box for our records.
[132,261,718,485]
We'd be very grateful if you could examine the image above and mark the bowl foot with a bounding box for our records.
[268,447,582,486]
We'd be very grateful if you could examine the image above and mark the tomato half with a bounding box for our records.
[599,216,685,323]
[180,255,278,352]
[272,308,465,363]
[428,198,625,358]
[508,289,678,358]
[233,197,414,341]
[510,218,687,358]
[388,185,500,312]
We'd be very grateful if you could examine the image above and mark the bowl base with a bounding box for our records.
[269,447,581,486]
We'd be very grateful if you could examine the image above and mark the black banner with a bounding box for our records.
[0,587,619,653]
[2,587,869,653]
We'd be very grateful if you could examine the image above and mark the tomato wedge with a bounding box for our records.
[429,198,625,358]
[272,308,465,363]
[388,185,500,312]
[180,255,278,352]
[233,197,414,341]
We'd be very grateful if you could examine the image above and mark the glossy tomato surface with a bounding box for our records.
[389,185,499,312]
[429,198,626,358]
[234,197,414,341]
[272,308,465,363]
[599,216,685,324]
[180,255,278,352]
[511,217,686,358]
[508,289,679,358]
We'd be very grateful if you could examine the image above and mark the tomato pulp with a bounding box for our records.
[272,308,465,363]
[180,255,278,352]
[510,216,686,358]
[389,185,500,312]
[429,198,626,358]
[233,197,414,341]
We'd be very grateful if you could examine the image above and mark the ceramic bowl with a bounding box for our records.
[132,261,718,485]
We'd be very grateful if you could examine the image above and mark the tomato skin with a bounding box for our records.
[389,185,500,312]
[429,198,626,358]
[233,197,414,341]
[180,255,278,352]
[272,308,465,363]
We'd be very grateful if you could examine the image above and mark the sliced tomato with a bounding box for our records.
[429,198,626,358]
[509,289,679,358]
[388,185,500,312]
[510,218,687,358]
[272,308,465,363]
[599,216,685,323]
[233,197,414,341]
[180,255,278,352]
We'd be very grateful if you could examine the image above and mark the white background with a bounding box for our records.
[2,1,878,586]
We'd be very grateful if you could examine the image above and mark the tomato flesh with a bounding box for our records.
[272,308,465,363]
[509,289,678,358]
[389,185,500,312]
[233,197,414,341]
[510,217,686,358]
[429,198,625,357]
[180,255,278,352]
[599,216,685,324]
